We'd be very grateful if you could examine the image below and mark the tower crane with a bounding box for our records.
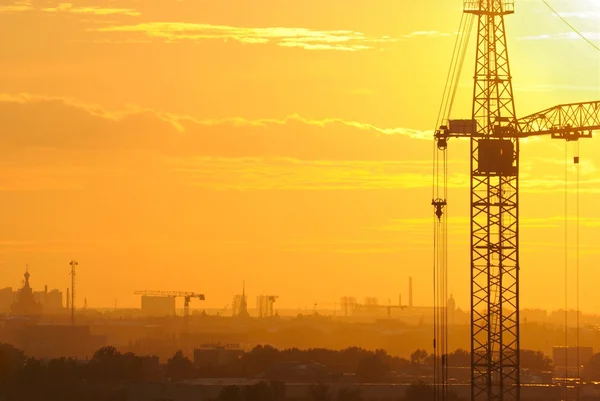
[430,1,600,400]
[133,290,206,318]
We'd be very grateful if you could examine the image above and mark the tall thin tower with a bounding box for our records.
[70,260,78,325]
[466,1,519,400]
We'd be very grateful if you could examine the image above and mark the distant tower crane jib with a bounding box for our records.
[133,290,206,318]
[431,1,600,400]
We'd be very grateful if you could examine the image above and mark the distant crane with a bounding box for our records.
[431,0,600,399]
[133,290,206,318]
[256,295,279,317]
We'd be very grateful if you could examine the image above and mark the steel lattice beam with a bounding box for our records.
[517,101,600,139]
[467,1,520,400]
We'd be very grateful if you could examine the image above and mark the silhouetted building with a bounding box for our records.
[232,282,250,318]
[11,270,42,316]
[33,286,63,313]
[0,287,14,313]
[552,346,593,380]
[141,295,176,316]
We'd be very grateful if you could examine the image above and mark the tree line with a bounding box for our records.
[2,342,594,401]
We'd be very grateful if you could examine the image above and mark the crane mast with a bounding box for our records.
[467,1,520,400]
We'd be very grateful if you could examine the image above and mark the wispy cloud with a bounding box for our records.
[0,0,32,13]
[167,157,439,191]
[520,32,600,41]
[92,22,396,51]
[42,3,140,17]
[554,11,600,19]
[402,30,452,39]
[513,83,600,92]
[0,1,139,16]
[0,93,435,161]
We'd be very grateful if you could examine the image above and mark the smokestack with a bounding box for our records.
[399,294,402,307]
[45,285,48,294]
[409,277,413,308]
[66,288,70,309]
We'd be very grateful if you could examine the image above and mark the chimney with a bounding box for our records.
[45,285,48,294]
[409,277,413,308]
[66,288,70,309]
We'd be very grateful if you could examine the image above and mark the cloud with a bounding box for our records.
[0,93,433,162]
[92,22,396,51]
[0,1,139,16]
[42,3,140,17]
[554,11,600,19]
[513,83,600,93]
[1,93,599,193]
[402,30,452,39]
[520,32,600,41]
[0,0,32,13]
[167,157,444,191]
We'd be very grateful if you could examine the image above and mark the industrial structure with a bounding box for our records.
[139,295,176,316]
[431,0,600,400]
[232,282,249,318]
[256,295,279,318]
[69,260,77,325]
[133,290,205,318]
[10,269,42,316]
[0,272,64,315]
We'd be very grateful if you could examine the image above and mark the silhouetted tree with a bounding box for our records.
[88,346,124,382]
[0,343,25,383]
[309,382,333,401]
[242,345,279,375]
[166,350,195,381]
[410,349,428,365]
[448,349,470,367]
[520,349,552,371]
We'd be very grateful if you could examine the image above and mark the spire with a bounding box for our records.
[24,265,30,287]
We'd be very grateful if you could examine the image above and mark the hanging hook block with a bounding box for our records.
[432,198,447,221]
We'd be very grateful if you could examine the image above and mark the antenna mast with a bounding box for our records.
[70,260,78,325]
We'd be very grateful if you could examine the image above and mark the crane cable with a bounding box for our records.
[576,141,581,398]
[432,10,475,401]
[564,141,582,398]
[564,142,569,398]
[541,0,600,53]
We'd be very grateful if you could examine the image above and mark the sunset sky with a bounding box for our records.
[0,0,599,312]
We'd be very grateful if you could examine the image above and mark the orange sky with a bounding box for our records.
[0,0,599,312]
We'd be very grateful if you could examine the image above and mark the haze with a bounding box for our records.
[0,0,599,312]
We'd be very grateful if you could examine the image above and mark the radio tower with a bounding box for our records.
[70,260,78,325]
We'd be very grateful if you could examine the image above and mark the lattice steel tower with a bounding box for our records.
[467,1,519,400]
